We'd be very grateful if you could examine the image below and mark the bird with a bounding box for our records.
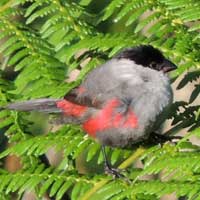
[6,45,177,177]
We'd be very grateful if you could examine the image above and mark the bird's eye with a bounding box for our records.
[149,62,157,69]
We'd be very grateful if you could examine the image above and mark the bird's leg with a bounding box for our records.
[101,146,124,178]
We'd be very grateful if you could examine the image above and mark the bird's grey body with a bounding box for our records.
[6,45,176,148]
[78,58,173,147]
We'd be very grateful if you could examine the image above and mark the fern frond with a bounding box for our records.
[121,180,200,200]
[140,149,200,181]
[177,70,200,89]
[0,164,97,200]
[25,0,95,42]
[0,17,67,98]
[0,125,132,168]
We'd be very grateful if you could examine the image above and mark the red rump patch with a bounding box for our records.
[83,99,138,137]
[56,100,87,117]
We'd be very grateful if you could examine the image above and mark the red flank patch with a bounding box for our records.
[56,100,87,117]
[83,99,138,137]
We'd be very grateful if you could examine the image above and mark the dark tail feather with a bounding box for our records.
[6,98,62,113]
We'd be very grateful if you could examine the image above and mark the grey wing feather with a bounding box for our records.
[81,59,145,104]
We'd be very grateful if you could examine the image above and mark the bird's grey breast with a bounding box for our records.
[83,58,173,147]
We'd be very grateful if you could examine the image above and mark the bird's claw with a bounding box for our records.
[104,165,131,183]
[105,165,123,178]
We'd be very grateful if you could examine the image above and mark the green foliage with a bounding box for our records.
[0,0,199,199]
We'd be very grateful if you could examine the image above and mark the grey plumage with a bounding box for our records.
[5,45,176,148]
[79,58,173,147]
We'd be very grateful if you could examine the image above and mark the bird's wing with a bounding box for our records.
[64,58,145,109]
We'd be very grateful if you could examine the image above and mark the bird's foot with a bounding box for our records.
[104,164,131,183]
[105,165,123,178]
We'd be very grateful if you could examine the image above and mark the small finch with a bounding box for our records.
[6,45,177,176]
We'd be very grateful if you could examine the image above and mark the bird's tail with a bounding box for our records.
[6,98,62,113]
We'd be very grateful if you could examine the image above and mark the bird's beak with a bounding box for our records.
[162,59,177,73]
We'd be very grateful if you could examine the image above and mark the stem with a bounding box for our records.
[118,147,146,169]
[80,180,108,200]
[0,0,14,13]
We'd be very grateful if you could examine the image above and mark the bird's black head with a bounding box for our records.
[116,45,177,73]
